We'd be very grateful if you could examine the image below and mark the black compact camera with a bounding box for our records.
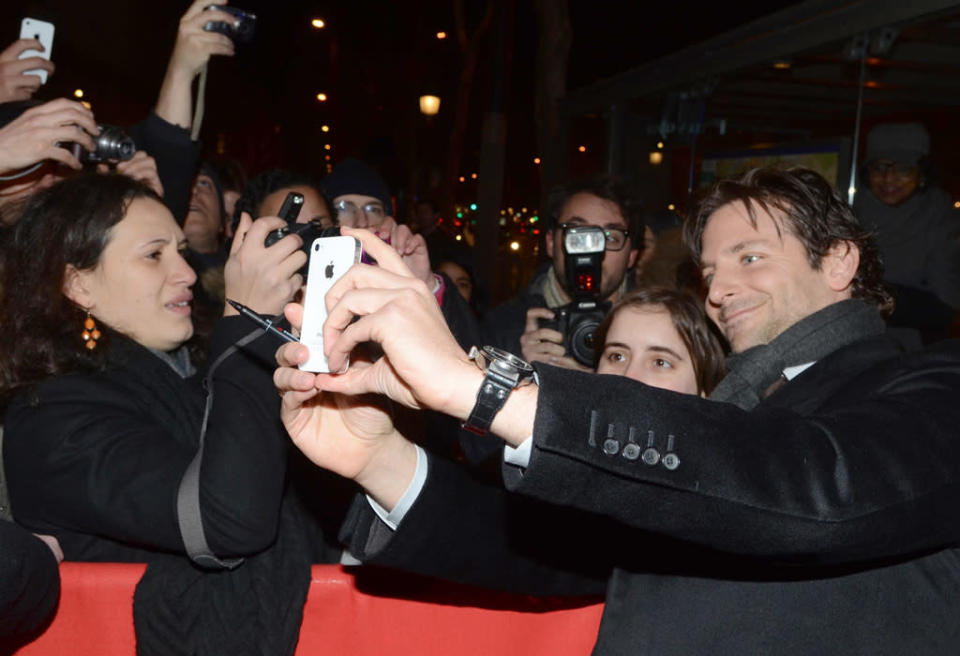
[69,124,136,164]
[263,192,338,277]
[538,225,610,367]
[204,5,257,43]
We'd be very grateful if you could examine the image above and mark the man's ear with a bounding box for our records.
[823,240,860,293]
[62,264,93,310]
[627,246,640,270]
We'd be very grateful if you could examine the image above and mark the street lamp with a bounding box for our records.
[419,94,440,116]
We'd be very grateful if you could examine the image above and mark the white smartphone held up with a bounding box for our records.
[298,235,363,373]
[19,18,55,85]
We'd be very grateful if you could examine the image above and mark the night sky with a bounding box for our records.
[2,0,799,215]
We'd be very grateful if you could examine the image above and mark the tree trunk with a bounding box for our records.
[533,0,572,200]
[439,1,495,221]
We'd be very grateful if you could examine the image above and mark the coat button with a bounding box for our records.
[662,453,680,470]
[641,448,660,466]
[602,439,620,455]
[622,443,640,460]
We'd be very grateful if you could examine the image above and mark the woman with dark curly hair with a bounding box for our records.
[0,172,334,655]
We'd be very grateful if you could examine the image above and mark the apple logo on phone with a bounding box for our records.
[324,260,334,279]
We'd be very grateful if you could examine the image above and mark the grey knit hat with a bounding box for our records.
[865,123,930,166]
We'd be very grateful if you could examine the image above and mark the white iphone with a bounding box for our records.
[19,18,55,85]
[298,235,363,373]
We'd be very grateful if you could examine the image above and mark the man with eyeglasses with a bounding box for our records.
[321,157,484,464]
[322,158,480,353]
[482,175,644,371]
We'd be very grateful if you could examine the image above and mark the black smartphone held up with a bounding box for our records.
[203,5,257,43]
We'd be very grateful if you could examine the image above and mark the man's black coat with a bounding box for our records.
[342,332,960,655]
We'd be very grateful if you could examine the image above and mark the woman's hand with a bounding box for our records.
[99,150,164,197]
[0,98,97,174]
[0,38,55,103]
[167,0,235,80]
[155,0,235,129]
[375,217,433,286]
[224,212,307,316]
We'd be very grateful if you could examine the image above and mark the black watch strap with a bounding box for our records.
[462,346,534,436]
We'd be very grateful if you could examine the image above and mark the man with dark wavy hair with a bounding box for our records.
[686,166,894,318]
[276,166,960,655]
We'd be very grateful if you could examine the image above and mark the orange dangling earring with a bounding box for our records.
[81,312,101,350]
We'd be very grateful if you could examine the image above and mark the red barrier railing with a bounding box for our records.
[16,563,604,655]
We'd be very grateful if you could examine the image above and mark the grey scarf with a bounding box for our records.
[148,345,196,379]
[709,299,885,410]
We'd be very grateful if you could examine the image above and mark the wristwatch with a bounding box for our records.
[462,346,536,435]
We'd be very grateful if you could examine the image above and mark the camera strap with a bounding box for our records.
[0,162,44,181]
[190,63,208,142]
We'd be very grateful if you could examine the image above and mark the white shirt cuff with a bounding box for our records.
[365,444,428,530]
[503,434,533,468]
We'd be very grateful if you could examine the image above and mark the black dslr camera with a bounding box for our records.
[263,192,338,277]
[204,5,257,43]
[69,124,136,164]
[538,225,610,367]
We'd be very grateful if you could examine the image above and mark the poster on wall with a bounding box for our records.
[699,139,851,192]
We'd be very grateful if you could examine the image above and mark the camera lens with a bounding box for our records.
[568,315,602,367]
[236,20,253,38]
[94,125,136,162]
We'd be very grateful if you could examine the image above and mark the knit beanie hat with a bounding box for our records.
[865,123,930,166]
[321,158,393,215]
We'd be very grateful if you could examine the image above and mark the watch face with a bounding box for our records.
[482,345,534,372]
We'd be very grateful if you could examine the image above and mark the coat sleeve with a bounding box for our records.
[4,318,288,557]
[925,196,960,310]
[0,520,59,645]
[129,111,202,223]
[438,271,482,352]
[340,451,612,597]
[504,342,960,564]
